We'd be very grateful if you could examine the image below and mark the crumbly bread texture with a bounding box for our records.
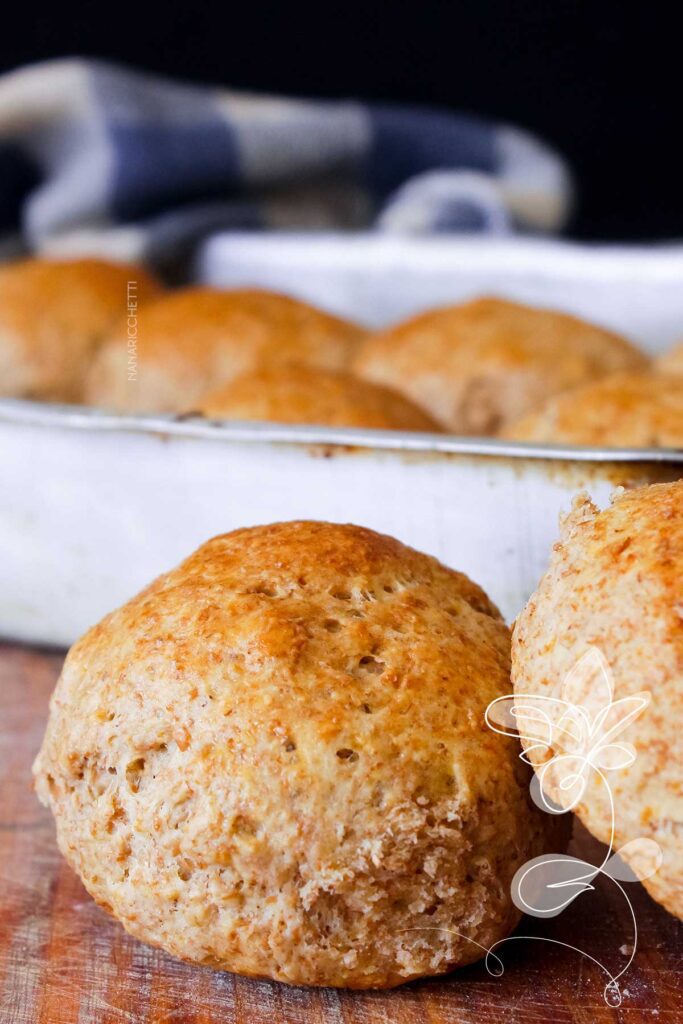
[34,521,565,988]
[512,482,683,920]
[84,288,365,413]
[195,365,442,432]
[0,258,163,401]
[352,297,646,434]
[500,371,683,448]
[655,340,683,376]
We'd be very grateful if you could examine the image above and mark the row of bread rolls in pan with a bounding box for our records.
[34,479,683,988]
[2,255,683,445]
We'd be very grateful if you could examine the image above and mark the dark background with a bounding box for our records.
[0,2,677,240]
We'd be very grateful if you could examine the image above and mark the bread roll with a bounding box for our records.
[500,371,683,448]
[34,521,565,988]
[512,482,683,919]
[196,365,441,431]
[0,258,162,401]
[85,288,365,413]
[655,340,683,376]
[353,297,646,434]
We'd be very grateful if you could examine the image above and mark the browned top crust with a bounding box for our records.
[0,257,163,401]
[352,296,647,434]
[84,287,365,412]
[500,371,683,448]
[512,482,683,919]
[196,365,442,431]
[34,521,564,988]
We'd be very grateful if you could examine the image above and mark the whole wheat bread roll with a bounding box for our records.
[35,521,565,987]
[656,339,683,376]
[501,371,683,448]
[512,482,683,920]
[353,296,646,434]
[85,288,365,412]
[0,257,162,401]
[196,365,441,431]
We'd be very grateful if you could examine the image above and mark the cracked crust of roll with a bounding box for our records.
[352,296,646,434]
[500,371,683,448]
[195,366,442,432]
[656,339,683,376]
[84,287,365,413]
[34,521,566,988]
[0,257,163,401]
[512,482,683,920]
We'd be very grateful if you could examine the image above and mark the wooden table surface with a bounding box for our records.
[1,643,681,1024]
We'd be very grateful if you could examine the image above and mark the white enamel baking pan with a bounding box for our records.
[2,236,683,648]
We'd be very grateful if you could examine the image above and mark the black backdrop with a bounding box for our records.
[1,2,678,240]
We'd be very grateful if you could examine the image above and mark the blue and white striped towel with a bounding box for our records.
[0,59,573,276]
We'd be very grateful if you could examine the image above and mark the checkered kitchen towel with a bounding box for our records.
[0,59,573,276]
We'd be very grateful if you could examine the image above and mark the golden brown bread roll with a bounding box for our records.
[34,521,565,988]
[196,365,442,431]
[352,297,646,434]
[500,371,683,448]
[85,287,365,413]
[655,339,683,376]
[0,257,163,401]
[512,482,683,920]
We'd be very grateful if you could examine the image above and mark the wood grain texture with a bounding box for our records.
[1,642,681,1024]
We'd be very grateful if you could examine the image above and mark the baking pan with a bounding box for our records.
[3,236,683,647]
[1,400,681,648]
